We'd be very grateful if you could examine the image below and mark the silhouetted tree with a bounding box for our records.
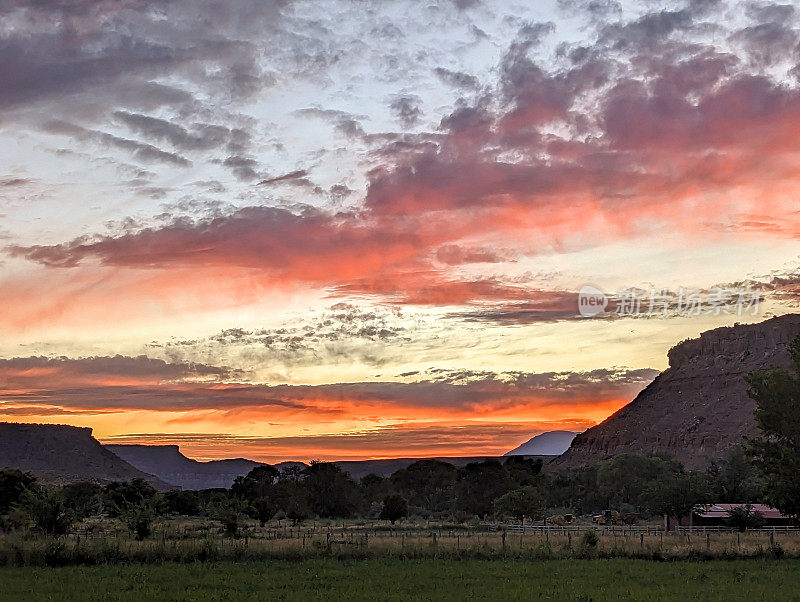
[493,486,545,521]
[455,460,515,518]
[596,454,682,510]
[0,468,36,516]
[390,460,457,514]
[542,464,602,514]
[285,498,311,524]
[210,497,247,538]
[62,481,104,519]
[18,487,74,536]
[231,465,279,500]
[747,335,800,522]
[640,470,710,524]
[248,496,277,527]
[121,500,156,540]
[503,456,543,486]
[379,494,408,523]
[706,445,762,503]
[304,461,363,518]
[103,479,158,518]
[727,504,766,532]
[361,473,393,504]
[164,490,201,516]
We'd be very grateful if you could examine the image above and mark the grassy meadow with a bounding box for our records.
[3,519,800,600]
[2,558,800,601]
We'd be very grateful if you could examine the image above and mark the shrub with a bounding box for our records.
[121,502,155,540]
[579,529,600,550]
[726,504,766,532]
[18,488,74,536]
[379,494,408,524]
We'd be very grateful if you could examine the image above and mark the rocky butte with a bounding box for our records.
[554,314,800,470]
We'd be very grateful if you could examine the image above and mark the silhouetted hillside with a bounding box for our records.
[328,455,557,480]
[106,445,264,490]
[505,431,578,456]
[0,423,168,488]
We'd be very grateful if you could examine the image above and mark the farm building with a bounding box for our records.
[692,504,794,527]
[665,503,795,531]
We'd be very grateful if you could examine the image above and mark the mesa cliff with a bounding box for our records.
[0,422,168,488]
[554,314,800,469]
[105,444,263,490]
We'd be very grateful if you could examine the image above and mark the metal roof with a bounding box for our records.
[694,503,789,520]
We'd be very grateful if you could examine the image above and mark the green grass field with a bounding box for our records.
[2,558,800,601]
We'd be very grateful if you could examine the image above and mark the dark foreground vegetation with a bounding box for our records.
[2,558,800,601]
[0,441,780,538]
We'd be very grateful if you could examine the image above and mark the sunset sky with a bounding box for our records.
[1,0,799,462]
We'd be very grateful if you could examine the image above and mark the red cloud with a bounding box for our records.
[5,11,800,327]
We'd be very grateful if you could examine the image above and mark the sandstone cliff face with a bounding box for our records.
[0,422,167,488]
[554,314,800,470]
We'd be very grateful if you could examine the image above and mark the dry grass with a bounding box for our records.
[0,517,796,566]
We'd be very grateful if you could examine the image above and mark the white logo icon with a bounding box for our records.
[578,285,608,317]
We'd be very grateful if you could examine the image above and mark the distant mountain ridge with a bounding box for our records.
[554,314,800,470]
[105,445,264,490]
[505,431,579,456]
[325,455,558,480]
[107,450,559,485]
[0,423,168,488]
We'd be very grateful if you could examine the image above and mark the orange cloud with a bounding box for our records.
[0,356,654,460]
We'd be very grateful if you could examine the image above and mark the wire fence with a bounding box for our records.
[497,524,665,534]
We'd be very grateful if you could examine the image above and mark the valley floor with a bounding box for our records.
[2,558,800,601]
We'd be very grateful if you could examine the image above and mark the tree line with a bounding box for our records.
[0,446,769,537]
